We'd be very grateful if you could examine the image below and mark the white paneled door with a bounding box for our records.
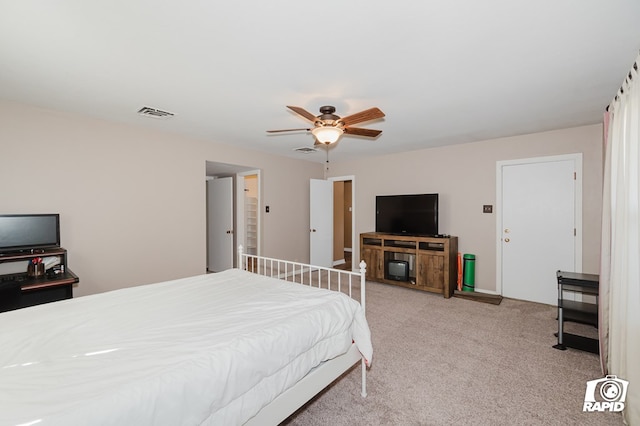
[499,156,580,305]
[310,179,333,268]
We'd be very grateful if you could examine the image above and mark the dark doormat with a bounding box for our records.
[453,290,503,305]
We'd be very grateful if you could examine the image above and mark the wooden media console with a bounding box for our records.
[360,232,458,298]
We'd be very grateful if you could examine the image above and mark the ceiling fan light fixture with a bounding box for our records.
[311,126,343,144]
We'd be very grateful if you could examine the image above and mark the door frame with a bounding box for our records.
[328,175,356,269]
[206,161,261,270]
[495,153,583,296]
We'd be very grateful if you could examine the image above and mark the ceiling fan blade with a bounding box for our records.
[344,127,382,137]
[266,128,311,133]
[286,106,317,122]
[340,107,385,126]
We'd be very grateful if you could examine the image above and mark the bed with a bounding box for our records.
[0,247,372,425]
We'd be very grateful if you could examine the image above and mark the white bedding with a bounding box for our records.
[0,269,372,426]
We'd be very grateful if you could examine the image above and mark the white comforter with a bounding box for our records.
[0,269,372,426]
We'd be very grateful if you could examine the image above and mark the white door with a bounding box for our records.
[310,179,333,267]
[207,177,234,272]
[499,156,579,305]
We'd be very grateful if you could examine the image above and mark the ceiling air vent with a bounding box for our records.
[294,147,317,154]
[137,106,175,119]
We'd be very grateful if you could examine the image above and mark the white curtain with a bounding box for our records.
[601,53,639,425]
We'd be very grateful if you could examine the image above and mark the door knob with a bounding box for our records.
[504,228,510,233]
[504,238,510,242]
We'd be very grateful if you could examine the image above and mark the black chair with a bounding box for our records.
[0,280,22,313]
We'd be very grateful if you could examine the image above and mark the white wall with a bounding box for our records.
[0,100,603,296]
[329,124,603,293]
[0,101,323,296]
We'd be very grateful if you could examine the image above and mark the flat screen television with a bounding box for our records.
[376,194,438,236]
[0,214,60,253]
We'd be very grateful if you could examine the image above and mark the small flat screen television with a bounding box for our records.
[386,260,409,281]
[0,214,60,253]
[376,194,438,236]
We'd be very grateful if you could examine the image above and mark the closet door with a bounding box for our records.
[310,179,333,268]
[499,156,579,305]
[207,177,234,272]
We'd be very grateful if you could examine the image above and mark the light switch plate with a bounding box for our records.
[483,205,493,213]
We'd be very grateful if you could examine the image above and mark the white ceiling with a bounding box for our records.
[1,1,639,164]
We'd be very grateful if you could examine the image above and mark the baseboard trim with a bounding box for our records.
[453,290,503,305]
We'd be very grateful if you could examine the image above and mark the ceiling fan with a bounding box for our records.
[267,105,385,145]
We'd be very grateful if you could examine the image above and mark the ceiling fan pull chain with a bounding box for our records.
[324,146,330,180]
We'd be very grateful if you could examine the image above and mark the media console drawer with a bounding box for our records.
[360,232,458,298]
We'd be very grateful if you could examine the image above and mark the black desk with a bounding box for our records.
[553,270,599,354]
[20,270,78,308]
[0,247,79,312]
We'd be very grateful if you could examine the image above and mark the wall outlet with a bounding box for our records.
[483,205,493,213]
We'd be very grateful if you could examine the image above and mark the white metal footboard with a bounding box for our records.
[237,245,368,425]
[237,245,367,313]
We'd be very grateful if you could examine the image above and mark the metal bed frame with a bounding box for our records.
[237,246,368,425]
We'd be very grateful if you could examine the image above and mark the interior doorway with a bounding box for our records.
[309,176,356,270]
[206,161,261,271]
[330,176,355,269]
[237,171,259,256]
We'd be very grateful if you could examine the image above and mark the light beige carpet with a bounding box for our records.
[282,281,621,425]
